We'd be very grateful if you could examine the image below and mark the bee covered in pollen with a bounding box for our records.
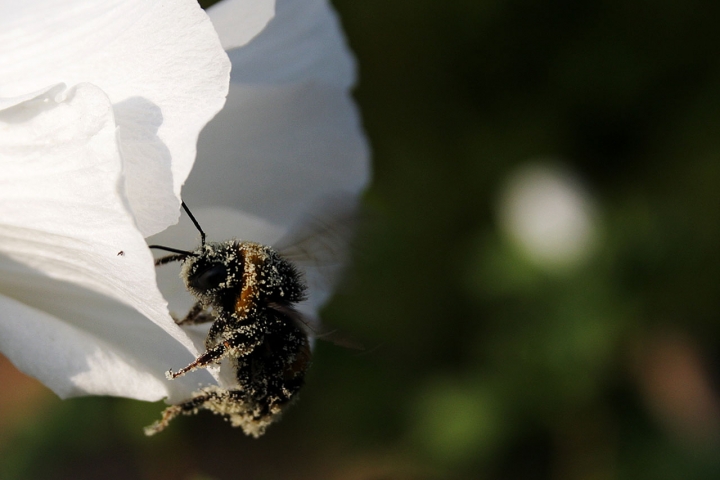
[144,202,316,438]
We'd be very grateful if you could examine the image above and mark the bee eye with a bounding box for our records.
[191,264,228,290]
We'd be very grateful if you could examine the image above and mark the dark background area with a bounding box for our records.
[3,0,720,478]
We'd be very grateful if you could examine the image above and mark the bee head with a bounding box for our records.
[180,241,305,313]
[149,202,307,313]
[181,241,245,304]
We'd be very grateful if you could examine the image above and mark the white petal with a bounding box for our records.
[0,83,207,399]
[162,0,370,320]
[0,83,65,111]
[0,0,234,236]
[184,83,369,229]
[220,0,355,87]
[207,0,276,51]
[196,0,369,227]
[0,278,213,402]
[156,84,368,326]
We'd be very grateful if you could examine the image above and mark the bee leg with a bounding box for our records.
[166,329,261,379]
[204,314,235,347]
[143,404,184,435]
[166,343,228,379]
[144,389,225,436]
[176,302,214,326]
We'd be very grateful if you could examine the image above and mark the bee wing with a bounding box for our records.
[272,194,366,351]
[273,194,361,298]
[312,327,366,351]
[269,302,365,351]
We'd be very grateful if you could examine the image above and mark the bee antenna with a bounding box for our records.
[182,201,206,246]
[148,245,195,256]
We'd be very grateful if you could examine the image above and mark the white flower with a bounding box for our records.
[0,0,369,405]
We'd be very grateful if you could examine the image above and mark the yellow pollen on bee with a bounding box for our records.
[235,247,264,315]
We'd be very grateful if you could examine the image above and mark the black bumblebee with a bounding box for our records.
[144,203,313,438]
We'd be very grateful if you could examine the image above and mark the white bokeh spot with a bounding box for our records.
[497,161,597,270]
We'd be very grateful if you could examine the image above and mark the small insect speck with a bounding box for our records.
[117,251,125,256]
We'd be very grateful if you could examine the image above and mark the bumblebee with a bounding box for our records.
[144,203,311,438]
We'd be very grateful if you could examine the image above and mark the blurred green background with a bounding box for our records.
[4,0,720,478]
